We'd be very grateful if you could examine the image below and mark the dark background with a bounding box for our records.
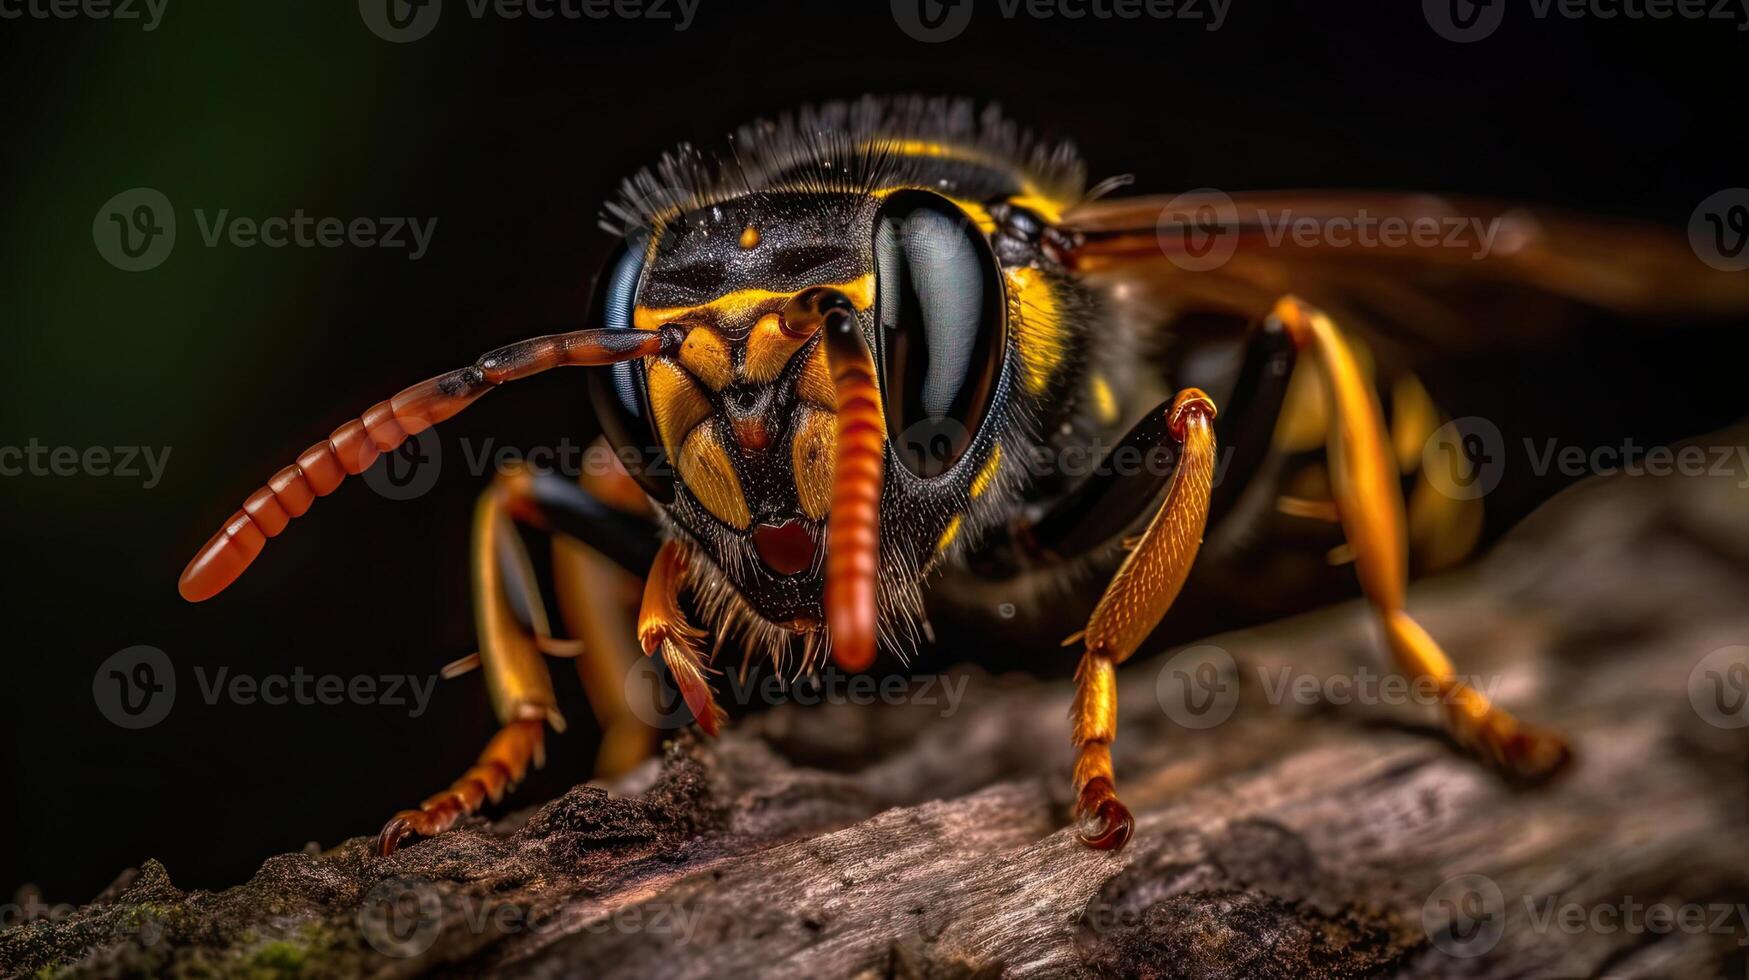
[2,0,1743,903]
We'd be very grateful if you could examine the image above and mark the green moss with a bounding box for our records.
[214,924,353,980]
[245,940,309,973]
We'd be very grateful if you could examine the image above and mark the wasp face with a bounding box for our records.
[588,187,1014,634]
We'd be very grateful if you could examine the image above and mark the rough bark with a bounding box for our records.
[7,463,1749,979]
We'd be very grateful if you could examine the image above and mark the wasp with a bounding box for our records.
[178,97,1749,856]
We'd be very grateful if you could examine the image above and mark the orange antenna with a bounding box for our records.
[178,325,684,602]
[778,287,886,672]
[820,303,886,673]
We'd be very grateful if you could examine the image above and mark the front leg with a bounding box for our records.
[377,466,660,856]
[1068,389,1219,850]
[377,467,573,856]
[638,539,727,735]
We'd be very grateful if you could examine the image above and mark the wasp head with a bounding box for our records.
[588,188,1015,645]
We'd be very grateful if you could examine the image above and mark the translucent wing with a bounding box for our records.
[1063,191,1749,352]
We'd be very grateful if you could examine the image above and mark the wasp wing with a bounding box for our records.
[1064,191,1749,335]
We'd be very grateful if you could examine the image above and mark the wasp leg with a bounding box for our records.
[1270,296,1571,779]
[377,465,661,856]
[376,719,546,858]
[554,537,653,777]
[1068,389,1219,851]
[638,539,727,735]
[554,461,659,778]
[377,467,561,855]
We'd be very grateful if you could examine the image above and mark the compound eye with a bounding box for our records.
[874,192,1005,479]
[600,235,647,414]
[585,234,673,501]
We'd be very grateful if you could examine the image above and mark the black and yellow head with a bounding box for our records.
[586,97,1099,654]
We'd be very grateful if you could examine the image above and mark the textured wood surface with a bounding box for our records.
[6,463,1749,978]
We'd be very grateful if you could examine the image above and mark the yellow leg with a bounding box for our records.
[553,448,660,778]
[1069,389,1219,850]
[1271,296,1570,778]
[553,537,655,778]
